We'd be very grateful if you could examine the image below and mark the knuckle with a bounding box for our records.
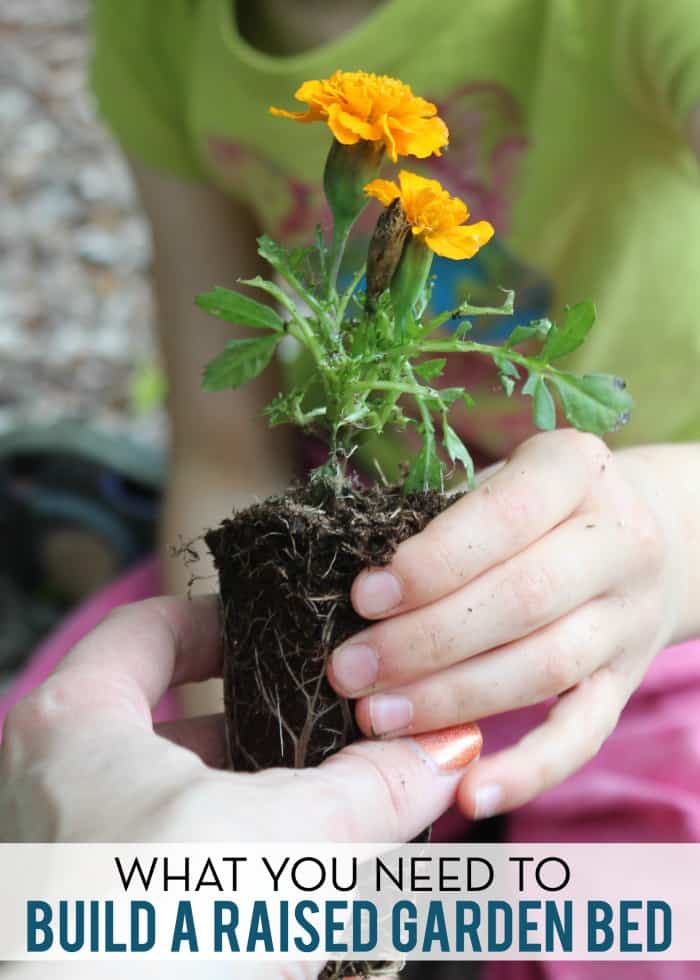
[633,508,665,572]
[431,532,467,588]
[506,564,558,630]
[3,675,75,743]
[567,429,608,468]
[539,642,576,695]
[320,750,404,841]
[100,603,133,631]
[534,755,559,795]
[397,614,445,673]
[102,597,177,638]
[487,483,533,536]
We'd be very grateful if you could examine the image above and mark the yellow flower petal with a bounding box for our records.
[269,70,449,161]
[426,221,495,260]
[367,169,495,262]
[364,178,401,207]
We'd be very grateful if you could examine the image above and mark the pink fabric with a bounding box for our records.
[2,558,700,976]
[0,557,178,740]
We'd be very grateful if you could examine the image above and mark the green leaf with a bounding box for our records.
[443,421,475,487]
[414,358,447,381]
[195,287,284,333]
[500,374,515,397]
[531,376,556,430]
[256,235,321,310]
[424,386,467,411]
[265,389,327,428]
[541,300,596,362]
[257,234,291,272]
[506,318,552,349]
[454,289,515,319]
[454,320,473,338]
[522,373,538,396]
[202,335,279,391]
[493,353,520,398]
[404,431,444,492]
[240,275,300,317]
[495,357,520,379]
[548,372,633,435]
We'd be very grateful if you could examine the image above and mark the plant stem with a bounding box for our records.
[418,339,545,372]
[336,262,366,323]
[353,379,436,398]
[327,219,352,299]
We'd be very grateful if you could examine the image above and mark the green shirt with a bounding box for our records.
[91,0,700,457]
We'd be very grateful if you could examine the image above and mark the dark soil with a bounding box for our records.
[205,481,453,773]
[205,481,457,980]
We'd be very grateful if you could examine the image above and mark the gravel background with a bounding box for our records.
[0,0,164,449]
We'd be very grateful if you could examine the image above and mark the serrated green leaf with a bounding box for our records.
[240,274,293,307]
[548,372,633,435]
[506,318,552,349]
[443,421,475,486]
[531,376,556,430]
[202,334,279,391]
[495,357,520,379]
[256,234,321,310]
[404,432,444,492]
[195,287,284,333]
[424,386,466,412]
[454,289,515,318]
[500,374,515,397]
[522,373,538,397]
[541,300,596,362]
[257,234,289,270]
[414,358,447,381]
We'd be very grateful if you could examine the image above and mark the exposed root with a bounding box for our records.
[205,482,458,978]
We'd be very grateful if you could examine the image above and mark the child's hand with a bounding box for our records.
[328,429,684,819]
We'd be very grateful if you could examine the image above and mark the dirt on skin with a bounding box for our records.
[205,481,457,980]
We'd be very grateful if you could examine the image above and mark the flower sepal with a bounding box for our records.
[390,235,434,337]
[323,138,384,228]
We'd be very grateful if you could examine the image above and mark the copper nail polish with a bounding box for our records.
[414,722,482,771]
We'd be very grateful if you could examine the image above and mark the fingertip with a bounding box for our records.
[353,697,374,737]
[352,567,403,619]
[458,769,507,821]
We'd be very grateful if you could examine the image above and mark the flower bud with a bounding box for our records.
[365,198,410,310]
[323,138,384,227]
[390,235,434,333]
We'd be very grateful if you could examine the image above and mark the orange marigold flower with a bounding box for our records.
[270,70,448,163]
[365,170,495,260]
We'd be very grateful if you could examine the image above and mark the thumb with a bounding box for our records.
[290,722,482,842]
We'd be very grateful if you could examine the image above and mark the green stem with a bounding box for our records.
[327,219,352,299]
[286,312,337,414]
[406,364,441,493]
[353,379,436,398]
[336,262,366,323]
[418,339,548,374]
[423,291,515,333]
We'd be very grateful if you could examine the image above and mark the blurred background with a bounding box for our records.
[0,0,165,694]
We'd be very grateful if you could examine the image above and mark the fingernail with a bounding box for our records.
[414,722,482,772]
[355,570,402,617]
[330,643,378,695]
[474,783,503,819]
[369,694,413,736]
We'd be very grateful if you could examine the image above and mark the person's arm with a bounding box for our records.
[130,163,296,715]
